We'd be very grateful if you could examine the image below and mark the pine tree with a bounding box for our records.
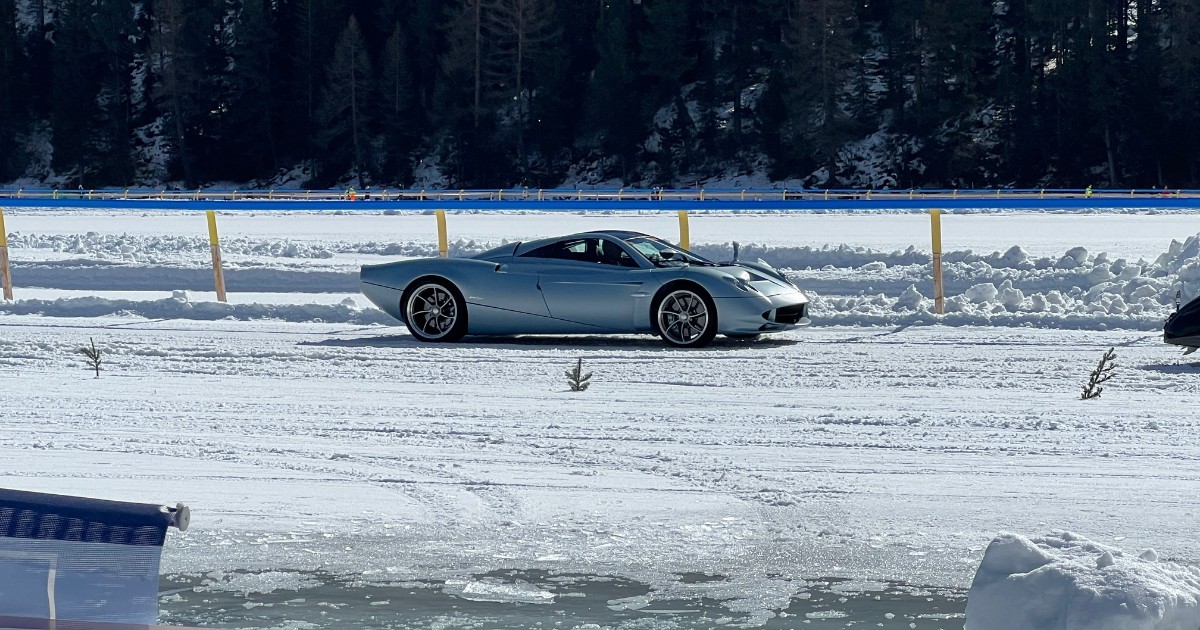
[482,0,562,178]
[439,0,486,130]
[315,16,375,184]
[782,0,859,183]
[378,22,417,183]
[287,0,344,162]
[1163,0,1200,184]
[222,0,279,181]
[0,0,26,179]
[585,0,642,182]
[640,0,693,99]
[149,0,221,185]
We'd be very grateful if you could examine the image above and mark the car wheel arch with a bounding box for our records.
[400,275,470,341]
[650,280,719,347]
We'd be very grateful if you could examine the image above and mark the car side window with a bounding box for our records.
[597,240,639,268]
[521,239,598,263]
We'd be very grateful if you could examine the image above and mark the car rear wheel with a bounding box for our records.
[403,280,467,343]
[653,287,718,348]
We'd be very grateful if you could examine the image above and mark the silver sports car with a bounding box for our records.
[360,230,810,348]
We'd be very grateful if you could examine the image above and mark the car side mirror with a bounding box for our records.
[660,251,677,260]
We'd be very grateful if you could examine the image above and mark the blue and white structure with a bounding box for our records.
[0,488,189,625]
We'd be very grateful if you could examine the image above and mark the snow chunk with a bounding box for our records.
[966,532,1200,630]
[443,578,555,605]
[964,283,999,304]
[894,284,927,311]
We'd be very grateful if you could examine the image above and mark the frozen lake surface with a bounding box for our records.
[158,570,966,629]
[1,208,1198,627]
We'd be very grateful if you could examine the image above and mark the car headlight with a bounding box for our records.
[723,275,760,293]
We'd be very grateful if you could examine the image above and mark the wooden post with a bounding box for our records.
[206,211,227,302]
[0,207,12,301]
[677,210,690,250]
[931,209,944,315]
[436,210,449,258]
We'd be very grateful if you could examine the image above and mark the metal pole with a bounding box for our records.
[206,210,227,302]
[677,210,690,250]
[931,209,944,315]
[436,210,449,258]
[0,207,12,301]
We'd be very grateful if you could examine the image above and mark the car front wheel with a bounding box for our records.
[653,287,718,348]
[403,280,468,342]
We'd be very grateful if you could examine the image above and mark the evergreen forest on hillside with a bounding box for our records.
[0,0,1199,189]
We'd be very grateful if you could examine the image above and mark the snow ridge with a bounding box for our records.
[6,228,1200,331]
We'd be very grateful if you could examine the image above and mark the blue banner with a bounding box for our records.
[0,489,187,625]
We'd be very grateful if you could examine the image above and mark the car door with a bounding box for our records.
[474,255,550,318]
[535,237,656,331]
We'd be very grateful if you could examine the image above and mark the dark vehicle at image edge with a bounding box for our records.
[360,231,810,348]
[1165,292,1200,354]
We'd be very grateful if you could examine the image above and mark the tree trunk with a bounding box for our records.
[1104,122,1116,186]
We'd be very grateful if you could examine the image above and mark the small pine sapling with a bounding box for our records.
[1081,347,1116,400]
[565,357,592,392]
[80,337,102,378]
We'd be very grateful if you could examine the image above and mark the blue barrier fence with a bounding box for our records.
[3,188,1200,211]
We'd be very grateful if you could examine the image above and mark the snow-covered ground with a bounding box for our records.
[2,208,1199,628]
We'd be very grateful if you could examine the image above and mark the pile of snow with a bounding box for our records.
[791,235,1200,330]
[8,221,1200,330]
[0,290,393,325]
[5,231,496,262]
[966,532,1200,630]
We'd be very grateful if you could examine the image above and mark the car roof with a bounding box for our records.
[590,230,649,240]
[511,231,653,258]
[547,230,651,242]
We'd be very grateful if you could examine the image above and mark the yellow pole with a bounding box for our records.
[0,207,13,301]
[930,209,944,315]
[206,211,227,303]
[436,210,449,258]
[677,210,690,251]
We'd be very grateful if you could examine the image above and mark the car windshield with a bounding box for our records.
[625,236,715,266]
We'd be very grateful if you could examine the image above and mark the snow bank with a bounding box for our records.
[966,532,1200,630]
[0,290,393,325]
[792,234,1200,330]
[9,222,1200,331]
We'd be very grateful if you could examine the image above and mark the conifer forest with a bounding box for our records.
[0,0,1198,189]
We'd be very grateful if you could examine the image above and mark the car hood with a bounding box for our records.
[712,262,799,297]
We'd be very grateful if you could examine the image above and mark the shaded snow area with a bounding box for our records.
[3,210,1200,628]
[966,533,1200,630]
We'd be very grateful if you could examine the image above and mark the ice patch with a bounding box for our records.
[442,578,555,605]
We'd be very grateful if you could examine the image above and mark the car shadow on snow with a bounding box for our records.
[303,333,802,351]
[1139,361,1200,374]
